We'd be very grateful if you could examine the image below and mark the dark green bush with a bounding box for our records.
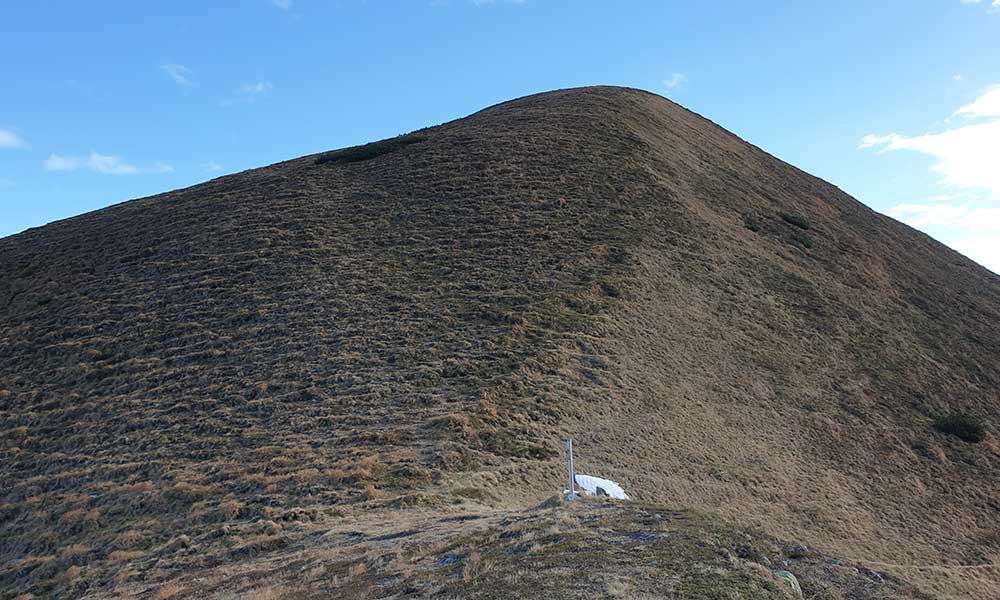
[934,413,987,443]
[791,232,814,249]
[780,212,811,230]
[315,134,426,165]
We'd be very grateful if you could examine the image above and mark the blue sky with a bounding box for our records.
[2,0,998,272]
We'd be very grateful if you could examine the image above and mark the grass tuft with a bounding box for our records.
[780,212,811,230]
[933,413,987,443]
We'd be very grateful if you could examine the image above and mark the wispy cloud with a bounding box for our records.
[889,201,1000,273]
[960,0,1000,8]
[859,121,1000,196]
[954,85,1000,119]
[273,0,292,9]
[220,81,274,107]
[950,237,1000,274]
[204,160,223,172]
[863,85,1000,273]
[471,0,525,5]
[860,86,1000,197]
[162,63,195,86]
[0,128,25,148]
[889,203,1000,233]
[221,81,274,106]
[45,151,173,175]
[663,73,687,90]
[240,81,273,97]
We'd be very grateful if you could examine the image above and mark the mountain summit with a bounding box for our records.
[2,86,998,599]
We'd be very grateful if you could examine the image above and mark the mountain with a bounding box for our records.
[2,86,998,599]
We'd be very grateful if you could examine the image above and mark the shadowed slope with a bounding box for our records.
[2,86,999,598]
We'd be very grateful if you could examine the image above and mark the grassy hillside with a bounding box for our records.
[94,497,930,600]
[2,86,998,598]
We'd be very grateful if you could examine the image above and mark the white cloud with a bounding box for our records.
[162,63,194,86]
[44,153,81,171]
[961,0,1000,7]
[889,201,1000,273]
[663,73,687,89]
[954,86,1000,118]
[471,0,525,5]
[45,151,173,175]
[865,85,1000,274]
[204,160,223,172]
[890,203,1000,233]
[273,0,292,8]
[953,74,963,81]
[88,152,141,174]
[859,120,1000,196]
[949,237,1000,274]
[860,86,1000,197]
[0,128,24,148]
[220,81,274,107]
[240,81,273,96]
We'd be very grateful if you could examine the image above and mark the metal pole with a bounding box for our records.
[566,438,575,501]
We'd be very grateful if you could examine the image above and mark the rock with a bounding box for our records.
[860,567,885,584]
[784,543,808,558]
[258,520,282,536]
[534,494,564,510]
[735,542,772,567]
[774,570,802,598]
[163,534,191,552]
[735,543,753,559]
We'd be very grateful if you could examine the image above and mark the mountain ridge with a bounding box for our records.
[2,85,998,599]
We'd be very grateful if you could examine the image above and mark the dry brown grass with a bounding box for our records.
[219,499,243,520]
[241,586,292,600]
[1,86,999,598]
[59,508,100,527]
[152,583,183,600]
[59,543,89,559]
[363,483,380,501]
[461,549,483,583]
[347,561,367,579]
[106,550,145,564]
[114,529,145,549]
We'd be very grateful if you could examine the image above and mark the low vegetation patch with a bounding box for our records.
[315,134,426,165]
[791,232,814,249]
[780,212,811,230]
[934,413,987,443]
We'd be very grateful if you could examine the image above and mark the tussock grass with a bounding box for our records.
[934,413,988,443]
[780,211,811,229]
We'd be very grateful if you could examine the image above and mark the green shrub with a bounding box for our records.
[780,212,811,230]
[934,413,987,443]
[791,232,814,248]
[315,134,426,165]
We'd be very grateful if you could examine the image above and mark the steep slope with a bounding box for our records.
[2,86,999,599]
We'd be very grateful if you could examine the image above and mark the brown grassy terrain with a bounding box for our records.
[89,496,931,600]
[1,86,999,598]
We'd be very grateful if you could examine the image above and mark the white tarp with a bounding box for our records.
[574,474,630,500]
